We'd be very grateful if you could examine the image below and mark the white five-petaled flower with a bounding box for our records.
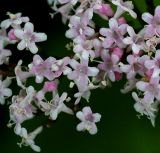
[65,15,95,41]
[76,106,101,135]
[29,55,56,83]
[15,60,33,89]
[142,6,160,38]
[68,59,99,91]
[136,76,160,102]
[0,76,12,105]
[40,92,73,120]
[123,26,144,54]
[112,0,137,19]
[98,51,121,82]
[14,22,47,54]
[1,12,29,29]
[18,126,43,152]
[100,18,127,48]
[132,92,158,126]
[9,86,35,134]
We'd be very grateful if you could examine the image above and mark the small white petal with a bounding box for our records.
[142,13,153,24]
[136,81,148,91]
[17,40,26,50]
[34,33,47,42]
[89,124,97,135]
[109,18,118,30]
[21,128,28,138]
[76,111,85,121]
[123,37,133,44]
[76,122,85,131]
[24,22,34,33]
[14,29,24,39]
[31,144,41,152]
[127,26,136,37]
[14,123,21,135]
[88,67,99,76]
[28,42,38,54]
[50,109,58,120]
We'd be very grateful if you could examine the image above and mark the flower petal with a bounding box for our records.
[34,33,47,42]
[28,42,38,54]
[136,81,148,91]
[17,40,26,50]
[24,22,34,33]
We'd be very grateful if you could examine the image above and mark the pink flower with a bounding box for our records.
[142,6,160,37]
[14,22,47,54]
[9,86,35,134]
[8,29,17,41]
[123,26,144,54]
[100,18,127,48]
[73,39,95,60]
[136,76,160,102]
[98,51,121,82]
[51,57,71,76]
[44,81,58,92]
[111,47,123,58]
[68,59,99,90]
[29,55,56,83]
[98,4,114,17]
[92,38,104,58]
[65,15,94,41]
[40,92,73,120]
[120,55,147,79]
[132,92,158,126]
[118,17,126,25]
[76,106,101,135]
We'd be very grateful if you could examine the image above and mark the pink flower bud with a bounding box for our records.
[112,48,123,58]
[118,17,126,25]
[99,4,114,17]
[115,72,122,81]
[8,29,17,41]
[44,81,57,92]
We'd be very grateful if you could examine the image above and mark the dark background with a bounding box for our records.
[0,0,160,153]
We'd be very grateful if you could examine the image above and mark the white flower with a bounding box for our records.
[132,92,158,126]
[112,0,137,19]
[0,76,12,104]
[1,12,29,29]
[15,60,33,89]
[76,107,101,135]
[18,126,43,152]
[123,26,144,54]
[9,86,35,133]
[14,22,47,54]
[40,92,73,120]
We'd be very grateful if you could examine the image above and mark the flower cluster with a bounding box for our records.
[0,0,160,152]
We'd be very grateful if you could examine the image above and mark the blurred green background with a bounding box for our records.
[1,0,160,153]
